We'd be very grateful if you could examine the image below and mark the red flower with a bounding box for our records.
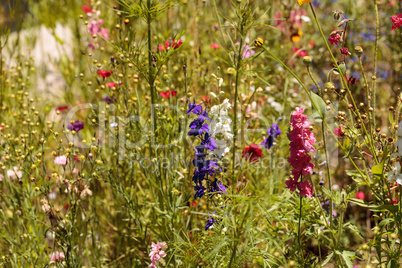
[56,106,69,112]
[391,198,399,205]
[328,34,341,45]
[201,95,210,105]
[106,82,116,88]
[293,47,308,57]
[172,39,183,49]
[334,126,342,137]
[160,90,177,99]
[210,43,221,49]
[340,48,350,56]
[391,14,402,31]
[97,70,113,78]
[81,5,92,13]
[242,144,262,163]
[0,125,4,132]
[74,156,80,162]
[355,191,366,200]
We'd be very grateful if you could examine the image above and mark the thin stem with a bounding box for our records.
[232,22,244,183]
[298,195,305,262]
[372,0,379,130]
[147,0,157,144]
[309,3,378,164]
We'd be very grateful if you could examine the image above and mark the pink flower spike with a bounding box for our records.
[391,14,402,31]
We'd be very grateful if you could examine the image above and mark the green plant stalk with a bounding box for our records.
[231,23,244,183]
[147,0,157,144]
[372,0,379,130]
[298,195,305,262]
[307,67,333,225]
[309,3,378,164]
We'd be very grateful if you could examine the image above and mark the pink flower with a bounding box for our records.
[334,126,342,137]
[82,5,92,13]
[242,45,255,59]
[391,14,402,31]
[355,191,366,200]
[54,155,68,166]
[293,48,308,57]
[0,174,3,182]
[340,48,349,56]
[328,34,341,45]
[97,70,113,78]
[149,242,167,268]
[210,43,221,49]
[7,167,22,179]
[50,251,65,262]
[159,90,177,99]
[286,107,316,199]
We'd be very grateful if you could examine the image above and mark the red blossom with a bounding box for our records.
[210,43,221,49]
[340,48,349,56]
[159,90,177,99]
[172,39,183,49]
[334,126,342,137]
[0,125,4,132]
[97,70,113,78]
[328,34,341,45]
[391,14,402,31]
[355,191,366,200]
[293,47,308,57]
[56,106,69,112]
[242,144,262,163]
[81,5,92,13]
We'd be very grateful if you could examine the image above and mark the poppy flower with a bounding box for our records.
[97,70,113,78]
[56,106,69,112]
[82,5,92,13]
[242,144,262,163]
[210,43,221,49]
[160,90,177,99]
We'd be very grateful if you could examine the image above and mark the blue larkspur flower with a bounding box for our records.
[261,124,282,149]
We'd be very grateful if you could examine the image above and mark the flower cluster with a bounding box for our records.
[391,14,402,31]
[67,120,84,132]
[158,39,183,51]
[261,124,282,149]
[149,242,167,268]
[285,107,316,199]
[187,99,227,199]
[209,99,233,157]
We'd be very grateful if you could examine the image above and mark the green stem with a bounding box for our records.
[147,0,157,144]
[309,3,378,164]
[372,0,379,130]
[231,23,244,183]
[298,195,305,262]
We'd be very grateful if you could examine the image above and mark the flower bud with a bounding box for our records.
[302,56,312,66]
[354,46,363,56]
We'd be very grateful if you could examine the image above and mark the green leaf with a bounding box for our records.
[341,250,355,268]
[344,222,363,238]
[372,147,389,179]
[322,252,334,266]
[343,138,354,159]
[379,218,394,229]
[310,92,326,123]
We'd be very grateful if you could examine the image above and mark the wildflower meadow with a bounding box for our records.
[0,0,402,267]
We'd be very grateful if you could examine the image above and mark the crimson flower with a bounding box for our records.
[293,48,308,57]
[97,70,113,78]
[340,48,349,56]
[391,14,402,31]
[81,5,92,13]
[160,90,177,99]
[334,126,342,137]
[56,106,69,112]
[328,34,341,45]
[355,191,366,200]
[242,144,262,163]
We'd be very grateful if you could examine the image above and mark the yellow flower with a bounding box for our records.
[297,0,311,5]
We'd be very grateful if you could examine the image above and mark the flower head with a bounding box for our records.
[391,14,402,31]
[261,124,282,149]
[67,120,84,132]
[160,90,177,99]
[297,0,311,5]
[97,70,113,78]
[54,155,68,166]
[242,144,262,163]
[328,34,341,45]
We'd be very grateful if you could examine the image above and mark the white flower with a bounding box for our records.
[110,122,118,128]
[388,162,402,184]
[209,99,233,157]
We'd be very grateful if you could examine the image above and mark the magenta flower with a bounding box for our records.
[49,251,65,263]
[340,48,349,56]
[328,34,341,45]
[242,45,255,59]
[149,242,167,268]
[286,107,316,199]
[391,14,402,31]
